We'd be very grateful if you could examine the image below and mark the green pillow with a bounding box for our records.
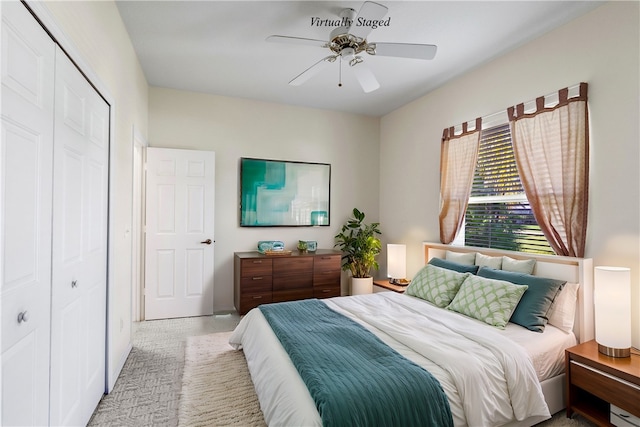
[477,267,566,332]
[428,257,479,274]
[406,264,470,308]
[447,275,527,329]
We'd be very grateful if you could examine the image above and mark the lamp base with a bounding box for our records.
[597,343,631,358]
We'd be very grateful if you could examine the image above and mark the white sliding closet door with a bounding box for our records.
[49,46,109,426]
[0,2,55,425]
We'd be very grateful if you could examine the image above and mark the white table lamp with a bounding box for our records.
[387,244,406,283]
[594,266,631,358]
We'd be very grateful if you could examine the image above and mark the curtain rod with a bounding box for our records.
[456,83,584,132]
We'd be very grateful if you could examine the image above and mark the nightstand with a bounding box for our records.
[373,279,408,294]
[565,340,640,426]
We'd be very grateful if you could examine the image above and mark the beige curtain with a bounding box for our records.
[439,118,481,244]
[508,83,589,257]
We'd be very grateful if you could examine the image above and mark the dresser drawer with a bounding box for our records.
[314,254,341,271]
[273,274,313,291]
[240,291,273,313]
[240,258,272,276]
[273,288,313,303]
[571,361,640,415]
[240,275,272,292]
[314,286,340,299]
[273,257,313,275]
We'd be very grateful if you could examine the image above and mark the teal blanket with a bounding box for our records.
[260,299,453,427]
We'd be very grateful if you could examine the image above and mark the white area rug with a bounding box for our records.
[178,332,591,427]
[178,332,266,426]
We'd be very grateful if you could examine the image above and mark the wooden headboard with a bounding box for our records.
[423,242,594,343]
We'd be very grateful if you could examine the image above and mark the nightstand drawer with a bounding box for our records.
[611,405,640,427]
[571,361,640,416]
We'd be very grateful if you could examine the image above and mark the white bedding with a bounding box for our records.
[230,292,557,427]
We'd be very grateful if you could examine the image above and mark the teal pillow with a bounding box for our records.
[406,264,470,308]
[428,257,479,274]
[477,267,566,332]
[447,275,527,329]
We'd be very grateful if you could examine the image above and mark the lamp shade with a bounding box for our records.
[594,266,631,357]
[387,244,406,279]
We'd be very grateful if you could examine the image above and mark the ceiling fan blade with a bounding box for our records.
[348,1,388,40]
[351,62,380,93]
[289,56,336,86]
[266,35,328,48]
[372,42,438,60]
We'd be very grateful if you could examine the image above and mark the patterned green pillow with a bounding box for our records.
[406,264,470,307]
[446,275,528,329]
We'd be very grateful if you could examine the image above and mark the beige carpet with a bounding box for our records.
[179,332,590,427]
[179,332,266,426]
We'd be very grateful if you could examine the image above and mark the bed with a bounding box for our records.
[229,242,594,427]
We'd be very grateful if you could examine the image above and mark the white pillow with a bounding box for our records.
[547,282,580,333]
[502,256,536,274]
[475,253,502,269]
[446,250,476,266]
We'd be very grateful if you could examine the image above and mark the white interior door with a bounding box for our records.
[145,147,215,320]
[0,2,55,425]
[49,45,109,427]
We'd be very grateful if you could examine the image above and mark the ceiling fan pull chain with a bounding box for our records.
[338,56,343,87]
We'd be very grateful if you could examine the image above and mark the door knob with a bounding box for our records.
[17,311,29,324]
[71,280,78,288]
[200,239,212,245]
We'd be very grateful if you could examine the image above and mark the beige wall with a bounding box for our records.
[149,88,380,309]
[35,0,149,388]
[380,2,640,347]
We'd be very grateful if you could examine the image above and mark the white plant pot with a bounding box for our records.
[351,277,373,295]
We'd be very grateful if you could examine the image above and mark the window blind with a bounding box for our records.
[465,124,554,255]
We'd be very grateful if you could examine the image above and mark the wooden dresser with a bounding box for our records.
[234,249,342,315]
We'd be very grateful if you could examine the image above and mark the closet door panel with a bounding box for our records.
[0,2,55,426]
[50,45,108,427]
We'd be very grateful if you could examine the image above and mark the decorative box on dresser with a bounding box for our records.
[234,250,342,315]
[565,340,640,426]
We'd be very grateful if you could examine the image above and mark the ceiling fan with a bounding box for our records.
[266,1,437,93]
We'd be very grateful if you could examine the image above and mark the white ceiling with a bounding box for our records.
[116,1,602,117]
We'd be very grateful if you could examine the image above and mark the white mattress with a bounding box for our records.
[230,292,569,427]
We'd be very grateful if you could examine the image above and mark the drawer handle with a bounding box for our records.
[321,289,330,293]
[323,271,333,274]
[252,260,262,264]
[252,276,263,280]
[321,257,332,259]
[252,295,263,300]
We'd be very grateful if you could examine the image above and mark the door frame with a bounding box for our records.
[25,0,123,392]
[131,128,147,322]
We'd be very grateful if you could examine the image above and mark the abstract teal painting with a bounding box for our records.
[240,158,331,226]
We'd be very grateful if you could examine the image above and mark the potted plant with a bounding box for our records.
[334,208,382,295]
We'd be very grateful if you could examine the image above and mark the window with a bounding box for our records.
[462,124,554,255]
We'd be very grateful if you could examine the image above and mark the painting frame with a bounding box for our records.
[239,157,331,227]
